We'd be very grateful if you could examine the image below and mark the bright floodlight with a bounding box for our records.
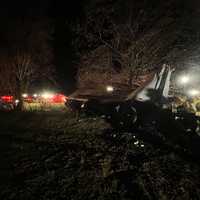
[22,93,28,98]
[42,92,54,99]
[188,89,200,97]
[33,94,38,98]
[179,75,190,85]
[15,99,20,104]
[106,86,114,93]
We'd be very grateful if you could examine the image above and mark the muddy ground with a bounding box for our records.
[1,111,200,200]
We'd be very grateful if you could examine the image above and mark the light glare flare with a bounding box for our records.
[188,89,200,97]
[106,86,114,93]
[15,99,20,104]
[42,92,54,99]
[22,93,28,98]
[179,75,190,85]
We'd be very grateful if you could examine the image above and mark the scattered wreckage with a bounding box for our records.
[66,65,200,134]
[66,65,200,159]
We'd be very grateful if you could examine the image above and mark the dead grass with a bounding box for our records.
[1,111,200,200]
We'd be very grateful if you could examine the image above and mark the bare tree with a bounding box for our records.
[73,0,200,91]
[0,57,16,96]
[0,18,55,110]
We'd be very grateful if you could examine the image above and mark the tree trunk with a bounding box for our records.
[15,81,24,111]
[128,69,134,87]
[16,97,24,111]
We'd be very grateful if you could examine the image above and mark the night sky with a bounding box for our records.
[0,0,84,94]
[0,0,200,93]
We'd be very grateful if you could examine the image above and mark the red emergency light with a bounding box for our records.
[1,96,13,103]
[52,94,66,103]
[39,93,66,103]
[24,96,33,103]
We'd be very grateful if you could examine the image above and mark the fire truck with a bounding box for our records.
[0,96,15,111]
[0,93,66,111]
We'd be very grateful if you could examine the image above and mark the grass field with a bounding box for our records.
[1,111,200,200]
[24,102,66,111]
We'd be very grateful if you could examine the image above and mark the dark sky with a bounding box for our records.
[0,1,84,17]
[0,0,84,93]
[0,0,200,93]
[52,1,85,94]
